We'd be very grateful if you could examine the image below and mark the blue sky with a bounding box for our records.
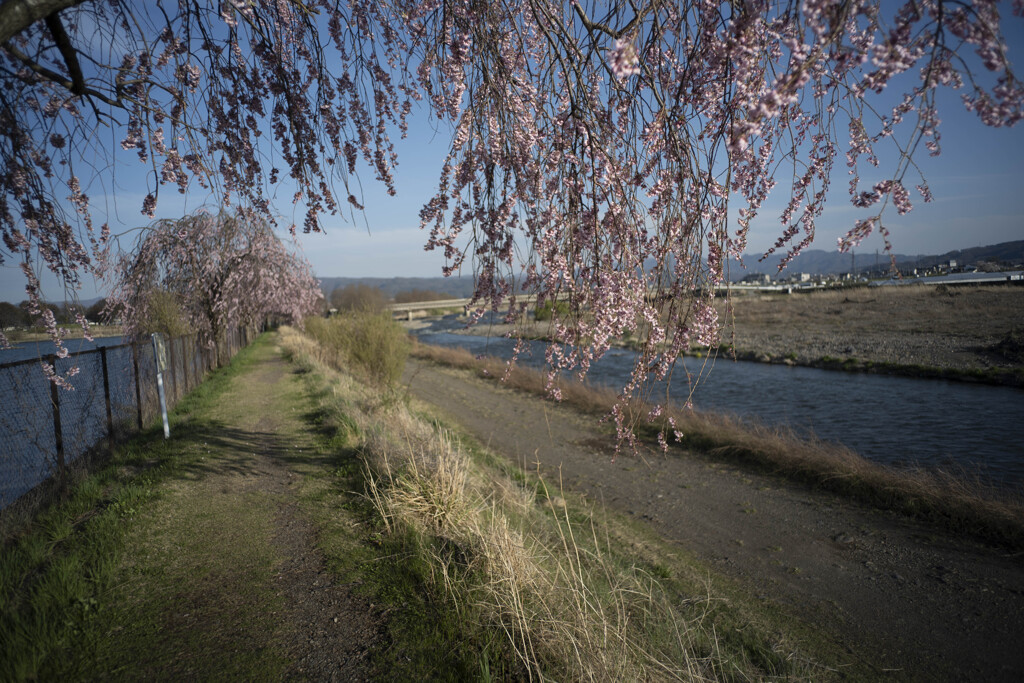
[2,18,1023,304]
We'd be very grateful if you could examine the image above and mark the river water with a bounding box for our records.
[411,315,1024,489]
[0,335,126,364]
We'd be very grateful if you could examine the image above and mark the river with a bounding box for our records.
[411,315,1024,489]
[0,335,126,364]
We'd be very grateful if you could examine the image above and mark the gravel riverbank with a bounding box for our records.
[412,283,1024,386]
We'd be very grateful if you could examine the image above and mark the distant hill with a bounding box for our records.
[727,240,1024,280]
[318,241,1024,296]
[319,276,477,300]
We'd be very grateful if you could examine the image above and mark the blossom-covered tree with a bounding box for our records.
[1,0,412,361]
[1,0,1021,440]
[105,208,322,347]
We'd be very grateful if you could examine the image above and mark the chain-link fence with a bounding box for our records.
[0,326,256,510]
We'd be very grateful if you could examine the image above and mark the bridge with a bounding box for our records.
[386,294,565,321]
[387,297,474,320]
[384,284,818,320]
[383,275,1024,320]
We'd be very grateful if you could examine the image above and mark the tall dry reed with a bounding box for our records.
[278,325,732,681]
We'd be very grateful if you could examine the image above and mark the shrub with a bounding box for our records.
[84,299,109,324]
[534,300,569,322]
[141,289,192,338]
[0,301,30,329]
[330,284,388,313]
[993,327,1024,364]
[304,312,409,387]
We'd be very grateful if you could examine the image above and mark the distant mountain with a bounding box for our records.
[727,248,888,279]
[891,241,1024,271]
[319,241,1024,295]
[727,240,1024,280]
[319,276,477,300]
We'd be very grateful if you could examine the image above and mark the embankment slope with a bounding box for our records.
[403,358,1024,681]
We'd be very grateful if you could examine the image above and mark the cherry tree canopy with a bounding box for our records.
[105,208,322,347]
[1,0,1021,438]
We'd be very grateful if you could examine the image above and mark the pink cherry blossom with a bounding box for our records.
[0,1,1020,447]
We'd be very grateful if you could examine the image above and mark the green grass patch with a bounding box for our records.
[86,487,289,680]
[534,299,570,321]
[0,334,290,681]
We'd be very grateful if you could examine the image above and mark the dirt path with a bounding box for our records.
[216,351,383,679]
[403,359,1024,681]
[99,342,382,679]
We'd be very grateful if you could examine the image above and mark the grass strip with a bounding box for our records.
[281,324,869,681]
[0,334,287,680]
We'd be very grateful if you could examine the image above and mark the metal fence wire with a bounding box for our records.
[0,327,254,509]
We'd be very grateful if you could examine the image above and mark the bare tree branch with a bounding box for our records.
[43,11,83,94]
[0,0,86,45]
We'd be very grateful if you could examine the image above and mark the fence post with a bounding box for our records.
[101,346,113,438]
[48,354,65,481]
[133,344,143,430]
[168,336,178,404]
[185,340,192,394]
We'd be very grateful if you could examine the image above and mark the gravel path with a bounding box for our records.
[211,351,384,680]
[103,343,384,680]
[403,359,1024,682]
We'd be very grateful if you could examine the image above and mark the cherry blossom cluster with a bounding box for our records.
[0,0,1021,447]
[408,0,1022,447]
[104,208,322,346]
[1,0,412,362]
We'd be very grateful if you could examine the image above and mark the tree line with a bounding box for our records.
[0,299,107,331]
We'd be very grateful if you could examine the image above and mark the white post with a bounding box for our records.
[152,333,170,439]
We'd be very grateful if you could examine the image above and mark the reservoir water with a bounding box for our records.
[411,316,1024,489]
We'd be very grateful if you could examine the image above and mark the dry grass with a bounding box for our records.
[712,284,1024,377]
[303,313,409,387]
[721,284,1024,339]
[359,423,724,681]
[410,341,1024,550]
[278,325,749,681]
